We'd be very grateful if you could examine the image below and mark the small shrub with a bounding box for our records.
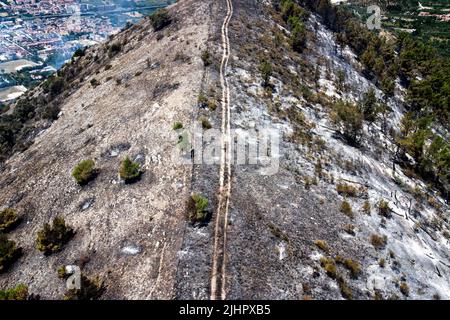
[315,160,323,179]
[73,48,85,58]
[200,117,212,129]
[207,99,218,111]
[389,250,395,259]
[343,224,355,235]
[172,122,183,130]
[0,234,22,273]
[411,185,425,201]
[399,282,409,297]
[340,200,354,219]
[187,194,208,223]
[289,17,307,52]
[57,265,69,279]
[304,176,312,189]
[108,42,122,57]
[64,274,104,300]
[90,78,100,88]
[47,76,66,97]
[259,59,273,87]
[268,223,290,242]
[331,100,364,145]
[427,197,441,210]
[428,216,443,231]
[149,9,171,31]
[379,258,386,268]
[72,160,97,186]
[337,275,352,300]
[36,217,74,256]
[40,104,60,120]
[378,199,391,218]
[314,240,329,252]
[342,258,361,279]
[320,257,337,279]
[336,70,346,92]
[197,93,217,111]
[302,283,311,295]
[119,157,142,183]
[197,93,208,108]
[0,284,28,300]
[201,50,211,66]
[336,183,358,197]
[393,175,405,187]
[0,208,21,233]
[174,51,189,63]
[370,234,387,250]
[362,200,371,215]
[380,217,387,228]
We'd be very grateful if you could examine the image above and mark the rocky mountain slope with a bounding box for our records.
[0,0,213,299]
[1,0,449,300]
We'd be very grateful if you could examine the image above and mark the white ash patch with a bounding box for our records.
[121,245,142,256]
[276,242,288,260]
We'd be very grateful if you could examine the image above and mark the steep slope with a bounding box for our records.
[220,0,450,299]
[0,0,215,299]
[1,0,449,300]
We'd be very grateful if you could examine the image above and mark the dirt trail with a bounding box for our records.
[210,0,233,301]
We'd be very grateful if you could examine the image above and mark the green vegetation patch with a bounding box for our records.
[0,233,22,273]
[0,284,28,300]
[187,194,209,223]
[0,208,21,233]
[36,217,74,256]
[260,59,273,87]
[331,100,364,145]
[149,9,172,31]
[119,157,142,183]
[201,50,212,67]
[277,0,309,52]
[172,122,183,130]
[72,160,98,186]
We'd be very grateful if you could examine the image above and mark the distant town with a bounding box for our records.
[0,0,173,103]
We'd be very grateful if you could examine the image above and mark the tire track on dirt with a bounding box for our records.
[210,0,233,301]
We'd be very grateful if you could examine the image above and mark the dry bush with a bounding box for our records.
[314,240,330,252]
[336,183,358,197]
[340,200,354,219]
[370,234,387,250]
